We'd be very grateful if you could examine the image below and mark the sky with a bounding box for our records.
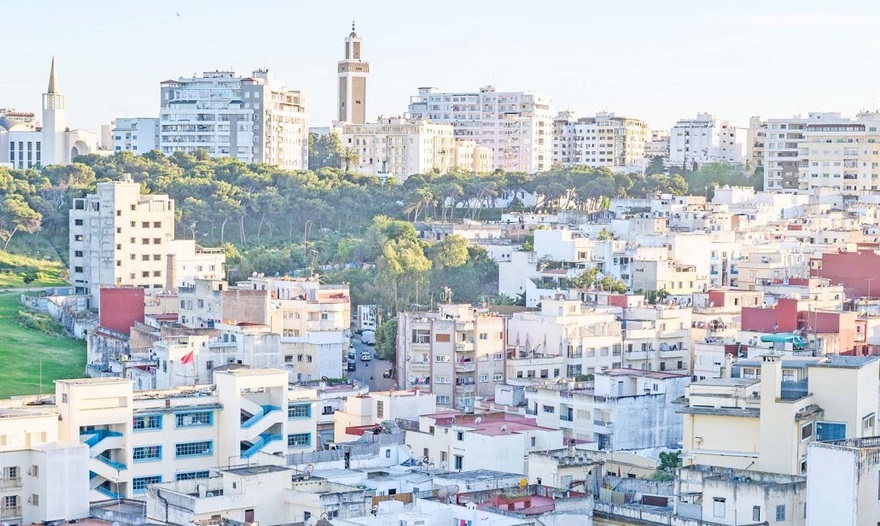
[3,0,880,133]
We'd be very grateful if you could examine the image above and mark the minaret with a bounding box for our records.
[42,57,67,166]
[337,21,369,124]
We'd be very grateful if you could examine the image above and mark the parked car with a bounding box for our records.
[361,350,371,361]
[361,330,376,345]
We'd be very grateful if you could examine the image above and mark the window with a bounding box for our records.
[434,333,450,343]
[493,352,503,361]
[531,437,536,447]
[133,445,162,462]
[176,471,209,481]
[775,505,785,521]
[175,441,213,457]
[713,498,726,518]
[153,238,161,244]
[543,405,555,414]
[454,455,463,470]
[376,401,384,419]
[456,431,464,441]
[801,422,813,441]
[133,414,162,430]
[753,506,761,521]
[29,465,38,478]
[479,332,488,340]
[322,405,334,415]
[132,475,161,493]
[478,374,489,382]
[288,404,311,419]
[30,493,38,506]
[3,495,19,511]
[864,413,876,432]
[2,466,19,482]
[142,222,150,228]
[175,411,213,427]
[816,421,846,441]
[493,374,503,381]
[288,433,311,448]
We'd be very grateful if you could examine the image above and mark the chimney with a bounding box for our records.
[721,353,734,379]
[760,354,782,401]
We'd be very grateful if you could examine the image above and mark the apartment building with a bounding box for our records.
[0,409,89,525]
[338,117,457,179]
[747,116,766,172]
[235,276,351,381]
[644,129,670,161]
[620,304,692,374]
[763,112,880,195]
[159,69,308,169]
[405,411,563,474]
[69,179,225,303]
[680,354,880,476]
[806,436,880,526]
[668,113,746,167]
[146,466,368,525]
[396,304,506,410]
[333,389,436,443]
[407,85,553,173]
[112,117,159,154]
[453,139,493,173]
[525,369,688,449]
[552,111,648,170]
[797,112,880,195]
[506,299,621,379]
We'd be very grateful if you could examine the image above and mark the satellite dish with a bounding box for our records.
[423,456,430,465]
[436,484,460,499]
[519,478,528,490]
[500,425,508,433]
[474,417,482,425]
[303,464,314,479]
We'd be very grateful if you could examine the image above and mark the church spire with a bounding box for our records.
[47,56,58,94]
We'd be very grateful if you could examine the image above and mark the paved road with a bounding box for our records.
[345,338,396,392]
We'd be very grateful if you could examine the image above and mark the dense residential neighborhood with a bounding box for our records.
[1,4,880,526]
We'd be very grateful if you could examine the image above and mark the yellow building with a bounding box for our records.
[680,354,879,476]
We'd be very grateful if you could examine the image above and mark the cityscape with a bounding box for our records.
[2,2,880,526]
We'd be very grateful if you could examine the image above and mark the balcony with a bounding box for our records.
[0,477,22,490]
[455,362,476,373]
[593,420,613,431]
[560,414,573,422]
[0,506,21,519]
[455,384,476,395]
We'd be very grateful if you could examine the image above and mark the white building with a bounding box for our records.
[404,412,563,474]
[159,69,308,169]
[69,179,225,302]
[525,369,688,449]
[333,389,436,443]
[668,113,746,167]
[552,111,648,171]
[806,436,880,526]
[112,117,159,154]
[338,117,457,179]
[0,408,90,525]
[407,85,553,173]
[0,58,97,169]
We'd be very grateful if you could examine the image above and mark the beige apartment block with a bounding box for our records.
[680,354,879,476]
[396,304,506,410]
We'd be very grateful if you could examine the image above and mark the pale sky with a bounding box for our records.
[3,0,880,133]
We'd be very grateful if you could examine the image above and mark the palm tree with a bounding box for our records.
[340,148,360,173]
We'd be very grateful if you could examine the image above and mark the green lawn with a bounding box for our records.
[0,250,68,289]
[0,293,85,399]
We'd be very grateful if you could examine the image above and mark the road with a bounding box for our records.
[345,338,396,392]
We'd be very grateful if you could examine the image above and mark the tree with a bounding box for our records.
[645,156,666,176]
[597,228,614,241]
[650,450,682,481]
[0,195,42,251]
[375,319,398,362]
[427,235,469,269]
[308,132,342,170]
[340,148,360,173]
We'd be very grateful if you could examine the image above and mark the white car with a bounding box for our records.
[361,350,371,361]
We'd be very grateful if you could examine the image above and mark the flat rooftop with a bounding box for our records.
[602,368,688,380]
[223,464,291,476]
[695,378,759,388]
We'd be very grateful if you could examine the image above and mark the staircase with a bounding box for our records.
[241,433,282,459]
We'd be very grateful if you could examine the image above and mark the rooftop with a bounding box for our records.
[601,368,688,380]
[694,378,760,388]
[223,464,291,477]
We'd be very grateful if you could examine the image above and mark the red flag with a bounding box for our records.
[181,351,195,365]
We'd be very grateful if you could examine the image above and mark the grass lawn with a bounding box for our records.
[0,250,68,289]
[0,293,85,399]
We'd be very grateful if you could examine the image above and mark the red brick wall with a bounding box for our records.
[99,288,145,335]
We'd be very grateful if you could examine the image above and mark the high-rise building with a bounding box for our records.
[69,178,225,302]
[747,116,766,173]
[337,117,458,180]
[764,112,880,195]
[112,117,159,154]
[337,22,369,124]
[407,85,553,173]
[0,58,97,169]
[668,113,746,168]
[159,69,308,169]
[552,111,647,170]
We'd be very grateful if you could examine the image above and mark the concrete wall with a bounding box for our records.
[99,287,145,335]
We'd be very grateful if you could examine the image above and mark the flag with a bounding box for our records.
[181,351,195,365]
